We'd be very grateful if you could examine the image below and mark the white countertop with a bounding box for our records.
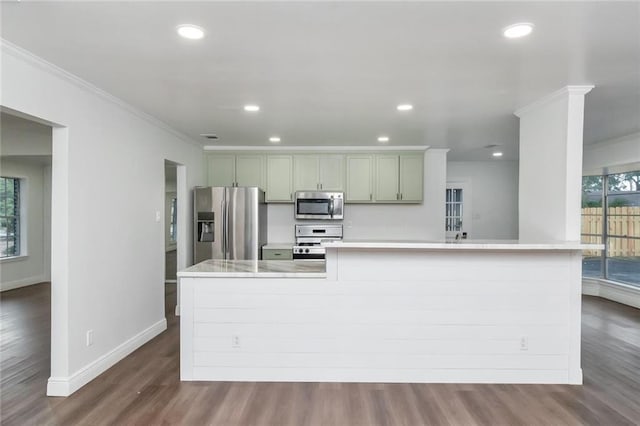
[178,259,326,278]
[322,239,603,251]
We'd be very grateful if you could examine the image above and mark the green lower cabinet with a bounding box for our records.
[262,248,293,260]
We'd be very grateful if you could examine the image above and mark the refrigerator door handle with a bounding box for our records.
[221,199,227,259]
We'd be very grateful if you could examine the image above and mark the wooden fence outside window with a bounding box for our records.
[581,206,640,257]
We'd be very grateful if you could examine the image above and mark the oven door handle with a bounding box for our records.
[329,198,334,218]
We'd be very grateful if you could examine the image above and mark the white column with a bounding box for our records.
[515,86,593,242]
[47,126,71,396]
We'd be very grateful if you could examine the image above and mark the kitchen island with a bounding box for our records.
[178,240,598,385]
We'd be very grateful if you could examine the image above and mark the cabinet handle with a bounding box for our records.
[290,193,293,200]
[396,193,399,200]
[369,193,372,201]
[400,193,403,200]
[320,183,323,190]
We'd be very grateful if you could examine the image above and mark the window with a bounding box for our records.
[0,177,21,258]
[169,197,177,242]
[581,171,640,286]
[445,188,463,232]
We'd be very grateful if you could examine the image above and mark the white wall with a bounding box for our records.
[0,158,50,291]
[267,149,448,243]
[0,113,52,156]
[583,131,640,175]
[447,161,519,240]
[1,41,204,396]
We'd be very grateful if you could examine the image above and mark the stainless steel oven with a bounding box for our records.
[293,224,343,261]
[294,191,344,220]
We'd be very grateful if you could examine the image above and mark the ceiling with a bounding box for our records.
[1,1,639,161]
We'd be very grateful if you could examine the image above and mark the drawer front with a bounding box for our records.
[262,248,293,260]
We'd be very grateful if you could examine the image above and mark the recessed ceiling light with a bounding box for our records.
[244,105,260,112]
[269,136,281,143]
[503,23,534,39]
[176,24,205,40]
[397,104,413,111]
[377,136,390,143]
[492,152,503,157]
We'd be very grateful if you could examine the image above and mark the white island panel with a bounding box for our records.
[180,242,584,384]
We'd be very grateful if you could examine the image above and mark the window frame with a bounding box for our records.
[581,171,640,286]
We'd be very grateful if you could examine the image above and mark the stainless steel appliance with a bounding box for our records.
[293,224,343,261]
[294,191,344,220]
[193,187,268,263]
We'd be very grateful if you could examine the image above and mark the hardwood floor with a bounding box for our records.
[1,283,639,425]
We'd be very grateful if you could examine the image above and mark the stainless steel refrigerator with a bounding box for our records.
[193,187,268,263]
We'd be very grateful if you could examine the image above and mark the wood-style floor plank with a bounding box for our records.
[1,283,639,425]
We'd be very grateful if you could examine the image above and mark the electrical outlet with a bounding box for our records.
[231,335,240,349]
[155,211,161,222]
[86,330,94,347]
[520,336,528,351]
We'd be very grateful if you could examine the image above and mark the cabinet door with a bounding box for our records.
[293,155,319,192]
[235,154,265,189]
[266,155,293,202]
[399,154,424,202]
[346,155,374,202]
[375,155,400,202]
[319,155,345,191]
[207,155,235,187]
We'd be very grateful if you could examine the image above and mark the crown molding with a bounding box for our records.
[514,85,595,118]
[1,39,203,149]
[203,145,430,152]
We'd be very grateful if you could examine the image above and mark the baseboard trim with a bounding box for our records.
[0,274,47,292]
[46,318,167,397]
[582,279,640,309]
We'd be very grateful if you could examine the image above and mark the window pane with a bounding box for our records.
[581,208,602,236]
[607,194,640,238]
[606,237,640,286]
[582,235,603,279]
[0,177,20,258]
[582,176,603,207]
[607,171,640,193]
[0,178,6,215]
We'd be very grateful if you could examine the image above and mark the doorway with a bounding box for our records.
[164,161,178,283]
[445,181,472,240]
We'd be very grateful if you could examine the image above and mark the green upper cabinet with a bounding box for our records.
[293,155,345,192]
[399,154,424,202]
[293,155,320,192]
[266,155,293,202]
[374,152,424,203]
[375,155,400,201]
[346,155,374,203]
[319,155,345,191]
[235,154,265,189]
[206,151,422,204]
[207,155,235,187]
[207,154,265,189]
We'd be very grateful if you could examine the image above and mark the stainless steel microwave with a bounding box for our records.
[295,191,344,220]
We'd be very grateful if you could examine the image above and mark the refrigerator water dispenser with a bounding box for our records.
[197,212,215,242]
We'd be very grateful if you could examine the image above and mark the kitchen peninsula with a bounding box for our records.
[178,240,597,385]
